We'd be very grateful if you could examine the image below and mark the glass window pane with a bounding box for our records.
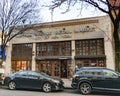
[103,69,118,77]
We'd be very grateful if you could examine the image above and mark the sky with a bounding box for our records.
[39,0,106,23]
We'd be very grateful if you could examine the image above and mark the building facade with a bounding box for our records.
[5,15,115,78]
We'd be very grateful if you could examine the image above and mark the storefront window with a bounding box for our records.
[36,41,71,56]
[75,59,105,68]
[11,61,32,72]
[11,43,32,72]
[98,59,105,67]
[12,43,32,59]
[83,41,89,55]
[76,60,82,68]
[66,42,71,56]
[75,39,104,56]
[53,43,59,56]
[48,43,52,56]
[97,40,104,55]
[90,40,97,55]
[91,60,97,67]
[41,43,46,56]
[59,42,65,56]
[84,60,89,67]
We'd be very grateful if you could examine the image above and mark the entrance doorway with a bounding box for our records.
[36,60,69,78]
[60,60,68,78]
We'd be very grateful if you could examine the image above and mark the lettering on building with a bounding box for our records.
[16,26,96,40]
[16,33,32,38]
[74,26,95,33]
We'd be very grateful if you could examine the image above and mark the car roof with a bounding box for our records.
[79,67,107,70]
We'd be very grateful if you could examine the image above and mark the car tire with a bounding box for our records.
[8,81,16,90]
[79,82,92,95]
[42,82,52,92]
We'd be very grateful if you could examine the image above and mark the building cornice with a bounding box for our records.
[34,19,98,29]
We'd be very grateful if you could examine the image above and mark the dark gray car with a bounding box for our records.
[71,67,120,95]
[4,70,64,92]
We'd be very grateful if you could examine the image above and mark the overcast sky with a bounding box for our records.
[39,0,106,22]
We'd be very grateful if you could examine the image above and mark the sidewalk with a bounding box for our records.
[62,78,72,89]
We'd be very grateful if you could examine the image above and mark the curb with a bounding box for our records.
[64,87,72,89]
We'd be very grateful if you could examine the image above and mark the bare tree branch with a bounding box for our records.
[49,0,120,71]
[0,0,41,62]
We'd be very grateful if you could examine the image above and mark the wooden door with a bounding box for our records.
[52,60,61,78]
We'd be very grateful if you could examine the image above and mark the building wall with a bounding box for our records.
[5,15,115,77]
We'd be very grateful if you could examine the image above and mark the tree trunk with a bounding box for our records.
[114,24,120,72]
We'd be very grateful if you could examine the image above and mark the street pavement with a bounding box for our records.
[0,84,120,96]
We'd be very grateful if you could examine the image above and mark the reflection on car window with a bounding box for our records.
[40,72,49,77]
[28,71,39,77]
[18,71,27,76]
[76,70,83,75]
[103,69,118,77]
[89,70,102,76]
[77,69,102,76]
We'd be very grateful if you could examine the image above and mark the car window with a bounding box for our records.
[28,71,39,77]
[83,70,92,75]
[79,70,93,76]
[76,68,103,77]
[40,72,50,77]
[76,70,83,75]
[90,71,102,76]
[103,69,118,77]
[18,71,28,76]
[27,71,40,79]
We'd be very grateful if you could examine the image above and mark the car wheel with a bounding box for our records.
[79,82,92,95]
[8,81,16,90]
[42,82,51,92]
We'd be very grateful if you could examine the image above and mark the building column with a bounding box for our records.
[32,43,36,71]
[104,36,115,70]
[70,40,75,77]
[5,42,12,75]
[104,23,115,70]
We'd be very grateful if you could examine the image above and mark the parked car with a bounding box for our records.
[71,67,120,95]
[4,70,64,92]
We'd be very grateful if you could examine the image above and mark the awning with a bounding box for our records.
[35,56,72,60]
[75,55,106,59]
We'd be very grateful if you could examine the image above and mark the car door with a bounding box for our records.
[14,71,29,88]
[89,69,105,89]
[27,71,41,88]
[102,69,120,90]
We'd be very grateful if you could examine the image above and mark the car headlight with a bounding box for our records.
[51,80,60,84]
